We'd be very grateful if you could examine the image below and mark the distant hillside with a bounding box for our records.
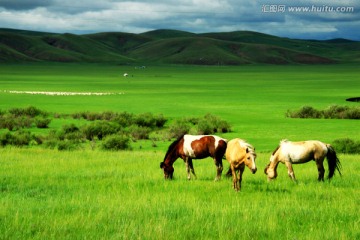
[0,28,359,64]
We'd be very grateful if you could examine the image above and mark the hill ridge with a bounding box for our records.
[0,28,359,64]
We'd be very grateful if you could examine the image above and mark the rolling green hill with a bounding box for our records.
[0,28,359,64]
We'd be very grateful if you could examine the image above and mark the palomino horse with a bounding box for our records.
[160,134,227,180]
[264,139,341,182]
[225,139,257,191]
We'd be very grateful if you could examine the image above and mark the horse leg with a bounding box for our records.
[230,165,238,191]
[285,161,297,182]
[188,159,197,179]
[238,165,245,191]
[185,157,192,180]
[316,159,325,181]
[214,158,223,181]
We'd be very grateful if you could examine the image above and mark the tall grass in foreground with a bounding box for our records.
[0,148,359,239]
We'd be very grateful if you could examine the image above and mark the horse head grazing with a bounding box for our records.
[264,144,280,181]
[160,135,184,180]
[264,163,278,181]
[160,162,174,179]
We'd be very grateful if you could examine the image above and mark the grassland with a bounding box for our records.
[0,64,359,150]
[0,63,359,239]
[1,149,359,239]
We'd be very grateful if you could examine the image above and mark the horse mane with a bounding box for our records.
[163,134,184,161]
[239,140,256,156]
[271,139,289,155]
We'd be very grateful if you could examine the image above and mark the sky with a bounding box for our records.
[0,0,359,40]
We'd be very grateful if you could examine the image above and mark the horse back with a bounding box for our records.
[183,135,227,159]
[225,138,248,163]
[279,140,327,163]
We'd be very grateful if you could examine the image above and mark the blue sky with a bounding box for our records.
[0,0,359,40]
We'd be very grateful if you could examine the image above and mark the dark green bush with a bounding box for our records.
[57,140,82,151]
[0,130,32,147]
[82,121,120,140]
[287,105,360,119]
[0,116,16,131]
[167,114,231,137]
[332,138,360,154]
[167,119,192,138]
[9,106,47,117]
[323,105,349,119]
[196,119,213,135]
[128,125,151,140]
[35,117,51,128]
[113,112,135,127]
[0,131,12,146]
[0,115,33,130]
[344,108,360,119]
[62,124,80,134]
[135,112,167,128]
[101,135,131,151]
[56,124,85,143]
[197,113,231,134]
[286,106,322,118]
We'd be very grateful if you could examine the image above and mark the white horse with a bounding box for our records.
[264,140,341,182]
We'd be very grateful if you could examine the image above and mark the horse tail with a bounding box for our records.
[326,144,342,179]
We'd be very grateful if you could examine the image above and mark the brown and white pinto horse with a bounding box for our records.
[160,134,227,180]
[225,138,257,191]
[264,139,342,182]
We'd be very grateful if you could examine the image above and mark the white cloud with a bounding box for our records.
[0,0,359,39]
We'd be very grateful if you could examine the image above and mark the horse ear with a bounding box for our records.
[160,162,165,168]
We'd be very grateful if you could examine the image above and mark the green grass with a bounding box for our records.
[0,64,359,150]
[0,63,359,239]
[0,148,359,239]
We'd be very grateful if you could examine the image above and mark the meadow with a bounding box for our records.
[0,63,359,239]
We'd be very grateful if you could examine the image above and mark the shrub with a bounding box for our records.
[0,131,12,146]
[167,119,192,138]
[128,125,151,140]
[135,112,167,128]
[9,106,47,117]
[196,119,213,135]
[198,113,231,134]
[113,112,135,127]
[101,135,131,151]
[344,107,360,119]
[287,106,322,118]
[57,140,81,151]
[0,116,16,130]
[35,117,51,128]
[0,130,32,147]
[82,121,120,140]
[287,105,360,119]
[154,114,167,128]
[62,124,80,134]
[323,105,349,119]
[332,138,360,154]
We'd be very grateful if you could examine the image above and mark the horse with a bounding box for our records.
[264,139,342,182]
[160,134,227,180]
[225,138,257,191]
